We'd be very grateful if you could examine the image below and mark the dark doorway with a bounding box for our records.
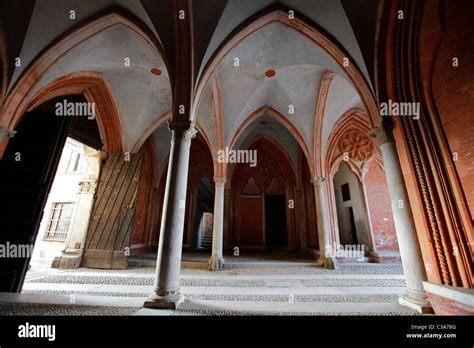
[265,194,288,252]
[348,207,358,244]
[0,95,102,292]
[0,99,70,292]
[193,176,214,251]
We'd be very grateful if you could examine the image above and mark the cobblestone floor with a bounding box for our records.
[0,255,418,316]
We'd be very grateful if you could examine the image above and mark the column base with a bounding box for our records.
[316,257,337,270]
[51,251,82,269]
[208,255,225,271]
[143,290,184,310]
[398,293,433,314]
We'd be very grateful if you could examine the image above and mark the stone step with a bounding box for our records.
[27,268,405,280]
[0,293,417,316]
[146,299,418,315]
[26,274,406,288]
[336,257,371,262]
[127,257,403,274]
[22,288,403,304]
[23,283,406,297]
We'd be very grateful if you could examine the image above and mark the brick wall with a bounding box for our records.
[432,0,474,219]
[364,161,398,251]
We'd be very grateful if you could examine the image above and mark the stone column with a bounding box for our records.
[209,176,226,271]
[312,176,336,269]
[369,125,432,313]
[144,121,196,309]
[360,179,376,253]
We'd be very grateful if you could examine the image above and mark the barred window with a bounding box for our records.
[44,202,75,241]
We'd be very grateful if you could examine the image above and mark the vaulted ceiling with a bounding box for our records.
[0,0,381,175]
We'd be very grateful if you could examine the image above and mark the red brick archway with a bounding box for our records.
[23,72,124,153]
[130,136,158,254]
[150,136,214,252]
[0,11,164,156]
[228,106,313,180]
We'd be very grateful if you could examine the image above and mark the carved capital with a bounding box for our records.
[168,120,197,142]
[0,127,16,142]
[311,176,326,187]
[369,124,394,146]
[213,176,226,187]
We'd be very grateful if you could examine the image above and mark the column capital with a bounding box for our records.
[213,176,226,186]
[0,126,16,142]
[311,176,326,187]
[167,120,197,141]
[369,124,394,146]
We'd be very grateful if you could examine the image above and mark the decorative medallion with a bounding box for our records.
[339,129,374,161]
[256,151,278,176]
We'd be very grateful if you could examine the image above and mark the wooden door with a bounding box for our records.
[240,196,265,246]
[82,152,143,269]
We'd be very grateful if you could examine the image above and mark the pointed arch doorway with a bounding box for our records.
[231,137,296,253]
[265,176,287,252]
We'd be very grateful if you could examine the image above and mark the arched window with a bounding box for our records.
[265,176,284,195]
[241,176,261,195]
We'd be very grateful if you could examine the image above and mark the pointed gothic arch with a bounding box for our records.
[192,7,379,127]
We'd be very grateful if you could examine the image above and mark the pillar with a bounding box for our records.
[360,179,376,253]
[144,121,196,309]
[209,176,225,271]
[369,125,432,313]
[312,176,336,269]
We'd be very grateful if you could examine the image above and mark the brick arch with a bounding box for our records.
[313,70,336,176]
[324,108,377,178]
[363,159,398,252]
[24,72,124,153]
[195,123,218,178]
[130,135,158,253]
[131,110,171,153]
[324,108,377,245]
[0,10,165,152]
[192,7,380,127]
[228,106,313,180]
[132,115,218,180]
[152,136,214,249]
[188,137,214,188]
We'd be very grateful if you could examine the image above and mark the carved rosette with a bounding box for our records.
[256,151,278,176]
[339,129,374,161]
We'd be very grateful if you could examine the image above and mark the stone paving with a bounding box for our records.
[0,255,419,316]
